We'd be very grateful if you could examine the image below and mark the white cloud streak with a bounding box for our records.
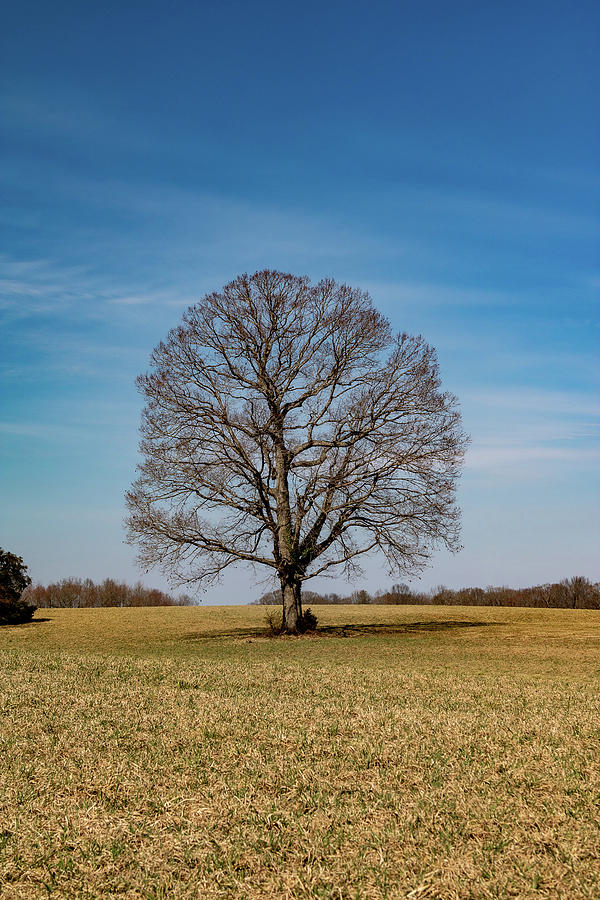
[464,388,600,419]
[466,443,600,470]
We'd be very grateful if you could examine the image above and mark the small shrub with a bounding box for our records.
[299,607,318,633]
[264,608,283,635]
[0,597,37,625]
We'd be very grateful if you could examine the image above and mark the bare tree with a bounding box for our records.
[560,575,596,609]
[126,271,468,633]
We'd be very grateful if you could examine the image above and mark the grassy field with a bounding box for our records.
[0,604,599,899]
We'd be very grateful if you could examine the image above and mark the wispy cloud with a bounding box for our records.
[0,170,420,322]
[0,89,197,161]
[0,421,83,441]
[462,384,600,477]
[466,443,600,471]
[108,291,192,306]
[0,254,189,319]
[464,387,599,419]
[390,186,600,240]
[363,279,522,310]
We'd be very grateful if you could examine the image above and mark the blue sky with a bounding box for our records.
[1,0,598,601]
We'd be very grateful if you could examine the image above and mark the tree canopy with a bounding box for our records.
[127,271,468,632]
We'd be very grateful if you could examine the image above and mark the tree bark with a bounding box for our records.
[273,429,303,633]
[281,577,302,634]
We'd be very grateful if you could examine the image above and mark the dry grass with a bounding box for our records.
[0,605,599,898]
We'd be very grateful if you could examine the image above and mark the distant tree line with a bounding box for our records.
[23,578,195,609]
[253,576,600,610]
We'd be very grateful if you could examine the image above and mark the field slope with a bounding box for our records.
[1,605,599,898]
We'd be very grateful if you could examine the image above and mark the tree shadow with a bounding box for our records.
[180,625,269,642]
[180,619,499,642]
[0,616,53,627]
[315,620,499,638]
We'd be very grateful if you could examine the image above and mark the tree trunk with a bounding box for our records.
[273,432,303,633]
[281,577,302,634]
